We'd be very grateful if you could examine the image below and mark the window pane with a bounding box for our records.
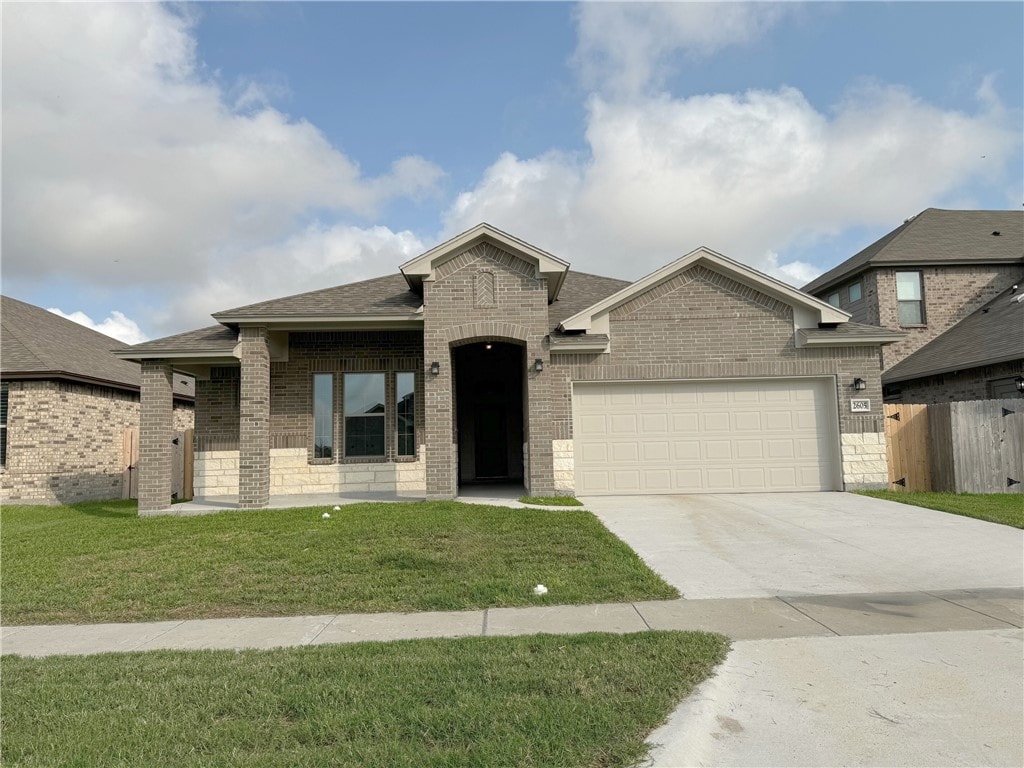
[898,301,923,325]
[2,384,9,467]
[848,282,862,302]
[827,292,840,307]
[313,373,333,459]
[896,272,922,300]
[397,372,415,456]
[0,383,8,425]
[345,415,385,456]
[344,373,385,416]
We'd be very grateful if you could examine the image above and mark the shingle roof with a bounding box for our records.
[547,271,632,333]
[803,209,1024,294]
[121,325,239,356]
[883,280,1024,384]
[213,273,422,320]
[1,296,194,399]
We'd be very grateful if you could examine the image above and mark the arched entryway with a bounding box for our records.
[452,340,525,487]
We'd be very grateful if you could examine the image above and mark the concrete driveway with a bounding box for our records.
[581,492,1024,767]
[581,492,1023,598]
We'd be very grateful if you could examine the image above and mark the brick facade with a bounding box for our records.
[138,362,175,512]
[828,265,1020,370]
[549,265,888,490]
[890,360,1024,404]
[0,379,192,504]
[422,242,554,497]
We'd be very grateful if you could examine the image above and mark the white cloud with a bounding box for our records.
[1,3,442,292]
[47,309,149,345]
[574,3,792,97]
[160,223,427,332]
[444,84,1019,286]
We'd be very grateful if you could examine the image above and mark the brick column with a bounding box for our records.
[423,280,456,499]
[525,344,555,496]
[139,361,174,514]
[238,326,270,509]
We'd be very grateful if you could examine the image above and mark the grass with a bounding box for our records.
[0,631,728,768]
[519,495,583,507]
[857,490,1024,529]
[1,500,677,625]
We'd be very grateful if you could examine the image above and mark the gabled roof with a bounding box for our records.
[400,223,570,302]
[212,273,421,325]
[1,295,194,399]
[883,280,1024,384]
[803,209,1024,295]
[560,246,849,332]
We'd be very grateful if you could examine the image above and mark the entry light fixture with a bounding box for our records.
[485,343,493,350]
[533,358,544,373]
[1015,375,1024,394]
[429,361,440,376]
[853,377,867,391]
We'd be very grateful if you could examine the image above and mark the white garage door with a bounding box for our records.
[573,378,840,495]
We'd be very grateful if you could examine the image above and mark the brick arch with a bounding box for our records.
[444,322,532,346]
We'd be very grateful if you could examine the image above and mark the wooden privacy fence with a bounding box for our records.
[122,428,194,501]
[884,400,1023,493]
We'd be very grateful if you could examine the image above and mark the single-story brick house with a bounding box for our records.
[1,296,195,504]
[118,224,904,513]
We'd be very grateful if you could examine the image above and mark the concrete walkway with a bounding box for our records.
[3,586,1020,658]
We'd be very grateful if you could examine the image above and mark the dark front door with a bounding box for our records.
[474,403,508,478]
[453,341,524,485]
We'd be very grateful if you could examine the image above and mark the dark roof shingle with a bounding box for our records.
[1,296,194,398]
[212,274,422,320]
[883,280,1024,383]
[803,209,1023,294]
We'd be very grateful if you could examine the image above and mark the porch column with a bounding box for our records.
[238,326,270,509]
[525,345,556,496]
[423,279,456,499]
[138,360,174,514]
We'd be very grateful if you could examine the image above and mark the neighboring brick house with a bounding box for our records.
[802,209,1023,402]
[1,296,195,504]
[120,224,903,513]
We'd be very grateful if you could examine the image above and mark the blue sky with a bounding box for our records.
[3,2,1022,342]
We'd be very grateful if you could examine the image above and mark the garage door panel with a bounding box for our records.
[574,378,839,495]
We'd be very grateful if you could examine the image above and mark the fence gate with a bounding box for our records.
[122,427,193,501]
[883,403,931,491]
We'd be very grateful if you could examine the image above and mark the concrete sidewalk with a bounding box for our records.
[3,586,1020,658]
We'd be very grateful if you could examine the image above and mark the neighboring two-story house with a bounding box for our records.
[118,223,904,514]
[802,209,1024,403]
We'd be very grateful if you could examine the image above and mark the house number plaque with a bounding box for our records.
[850,399,871,413]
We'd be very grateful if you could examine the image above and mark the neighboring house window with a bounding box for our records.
[396,372,416,457]
[848,281,862,302]
[896,271,924,325]
[0,382,8,467]
[826,291,840,307]
[344,373,385,457]
[312,373,334,459]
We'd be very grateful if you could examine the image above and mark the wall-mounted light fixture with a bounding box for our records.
[853,377,867,391]
[1015,375,1024,394]
[533,358,544,373]
[429,361,440,376]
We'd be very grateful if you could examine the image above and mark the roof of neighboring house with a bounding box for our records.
[1,295,194,399]
[883,281,1024,384]
[802,209,1024,295]
[212,273,422,322]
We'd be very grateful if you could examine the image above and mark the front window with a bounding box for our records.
[312,373,333,459]
[396,372,415,457]
[848,281,862,302]
[344,373,385,457]
[1,383,8,467]
[896,271,924,325]
[826,291,840,307]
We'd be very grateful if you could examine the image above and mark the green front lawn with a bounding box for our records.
[519,495,584,507]
[1,631,727,768]
[1,500,677,625]
[857,491,1024,528]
